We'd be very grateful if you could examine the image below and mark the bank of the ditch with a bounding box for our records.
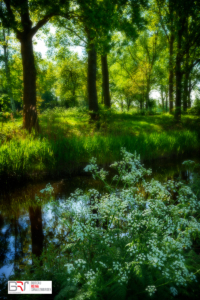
[0,129,200,183]
[1,109,200,183]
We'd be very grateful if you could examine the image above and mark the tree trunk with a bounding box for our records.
[161,88,164,110]
[29,206,44,259]
[87,39,98,118]
[169,33,174,114]
[127,99,130,111]
[165,88,168,112]
[183,52,189,112]
[101,80,104,104]
[101,54,111,108]
[140,94,143,110]
[3,29,16,112]
[183,17,189,113]
[174,29,183,122]
[20,36,39,132]
[146,80,150,110]
[188,77,192,108]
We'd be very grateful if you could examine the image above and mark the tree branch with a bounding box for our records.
[2,0,20,34]
[65,26,87,44]
[30,13,57,37]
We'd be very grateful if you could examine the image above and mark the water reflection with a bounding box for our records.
[29,206,44,259]
[0,157,199,279]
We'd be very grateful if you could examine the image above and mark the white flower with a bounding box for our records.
[170,286,178,296]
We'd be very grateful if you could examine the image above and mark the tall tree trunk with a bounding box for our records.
[29,206,44,259]
[101,80,104,104]
[101,54,111,108]
[3,29,16,112]
[161,88,164,110]
[175,28,183,122]
[183,52,189,112]
[146,80,150,110]
[188,77,192,108]
[87,35,98,118]
[169,33,174,114]
[20,36,39,132]
[165,88,168,112]
[183,17,189,113]
[140,94,142,110]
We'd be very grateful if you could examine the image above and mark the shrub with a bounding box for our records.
[187,98,200,115]
[50,148,200,299]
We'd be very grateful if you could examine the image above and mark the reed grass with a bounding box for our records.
[0,108,200,178]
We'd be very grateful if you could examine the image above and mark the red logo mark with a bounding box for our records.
[16,281,23,291]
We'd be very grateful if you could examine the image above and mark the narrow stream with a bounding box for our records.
[0,155,199,279]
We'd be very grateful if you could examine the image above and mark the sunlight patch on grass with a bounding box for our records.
[0,108,200,177]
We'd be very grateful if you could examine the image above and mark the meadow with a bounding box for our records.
[0,107,200,181]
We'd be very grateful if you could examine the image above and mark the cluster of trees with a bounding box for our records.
[0,0,200,132]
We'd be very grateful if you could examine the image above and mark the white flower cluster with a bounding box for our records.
[182,160,195,166]
[112,262,129,284]
[145,285,156,296]
[170,286,178,296]
[127,244,138,256]
[85,269,97,284]
[74,259,87,269]
[64,263,75,274]
[40,183,54,194]
[58,148,200,297]
[97,261,107,268]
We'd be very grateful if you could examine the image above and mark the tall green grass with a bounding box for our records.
[0,136,55,175]
[0,129,199,178]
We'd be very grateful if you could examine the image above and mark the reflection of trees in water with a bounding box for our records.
[0,214,9,268]
[29,206,44,259]
[0,161,198,277]
[0,212,30,275]
[11,214,30,273]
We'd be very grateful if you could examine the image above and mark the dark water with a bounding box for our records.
[0,156,199,279]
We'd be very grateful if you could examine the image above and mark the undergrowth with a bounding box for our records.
[0,108,200,179]
[3,148,200,300]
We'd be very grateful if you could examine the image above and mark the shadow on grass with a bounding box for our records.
[0,109,200,180]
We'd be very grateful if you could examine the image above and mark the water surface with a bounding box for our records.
[0,155,199,278]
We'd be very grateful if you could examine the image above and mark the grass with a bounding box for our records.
[0,107,200,179]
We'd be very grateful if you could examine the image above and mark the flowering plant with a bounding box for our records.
[55,148,200,299]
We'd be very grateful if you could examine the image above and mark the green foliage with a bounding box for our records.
[14,148,200,300]
[187,98,200,116]
[0,93,11,112]
[40,91,58,110]
[0,135,55,176]
[0,109,200,179]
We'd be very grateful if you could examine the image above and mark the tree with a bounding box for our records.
[0,0,70,132]
[58,0,147,117]
[0,28,16,111]
[112,28,163,111]
[155,0,200,121]
[154,0,175,114]
[56,51,87,107]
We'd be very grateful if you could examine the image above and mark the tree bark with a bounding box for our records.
[3,29,16,112]
[146,79,150,110]
[165,87,168,112]
[174,28,183,122]
[183,52,189,112]
[20,36,39,132]
[140,94,143,110]
[101,54,111,108]
[183,17,189,113]
[161,87,164,110]
[188,77,192,108]
[169,33,174,114]
[87,36,98,119]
